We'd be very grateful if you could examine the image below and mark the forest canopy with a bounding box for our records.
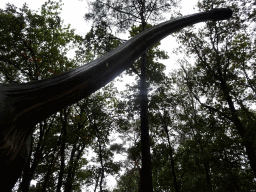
[0,0,255,191]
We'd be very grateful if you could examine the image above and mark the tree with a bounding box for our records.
[81,84,121,192]
[0,2,103,191]
[0,0,235,190]
[0,1,84,191]
[0,1,80,83]
[171,67,255,191]
[85,1,177,190]
[145,62,255,191]
[175,0,256,180]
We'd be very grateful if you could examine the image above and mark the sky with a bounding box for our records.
[0,0,199,190]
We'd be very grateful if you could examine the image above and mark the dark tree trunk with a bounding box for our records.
[216,61,256,177]
[42,157,55,192]
[64,142,86,192]
[164,122,179,192]
[42,134,61,192]
[138,2,153,192]
[140,51,153,192]
[57,109,68,192]
[64,145,75,192]
[224,90,256,177]
[170,148,179,192]
[96,128,105,192]
[195,126,212,192]
[139,2,153,191]
[20,120,53,192]
[204,163,213,192]
[94,176,100,192]
[18,154,31,192]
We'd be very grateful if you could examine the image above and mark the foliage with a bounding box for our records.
[85,0,179,33]
[0,1,81,83]
[169,0,256,190]
[0,1,120,191]
[113,0,256,191]
[2,0,256,191]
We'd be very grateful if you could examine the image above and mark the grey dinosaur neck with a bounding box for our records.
[1,8,232,125]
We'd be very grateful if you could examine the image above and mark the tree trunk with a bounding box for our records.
[42,133,61,192]
[140,52,153,192]
[64,145,75,192]
[42,156,55,191]
[18,155,31,192]
[164,122,179,192]
[139,1,153,191]
[224,90,256,177]
[94,123,105,192]
[57,109,68,192]
[203,163,213,192]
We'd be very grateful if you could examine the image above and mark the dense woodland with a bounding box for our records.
[0,0,256,191]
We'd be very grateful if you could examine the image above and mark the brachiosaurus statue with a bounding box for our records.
[0,8,232,191]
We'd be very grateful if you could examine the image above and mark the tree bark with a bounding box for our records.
[18,153,31,192]
[139,2,153,191]
[140,52,153,192]
[57,109,68,192]
[64,145,75,192]
[96,124,105,192]
[164,121,179,192]
[223,88,256,177]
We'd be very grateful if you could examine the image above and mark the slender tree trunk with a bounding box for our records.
[18,151,31,192]
[139,1,153,191]
[20,120,54,192]
[140,52,153,192]
[57,109,67,192]
[19,156,40,192]
[140,51,153,192]
[64,145,75,192]
[203,163,213,192]
[86,113,105,192]
[19,124,43,192]
[195,127,213,192]
[170,148,179,192]
[94,175,99,192]
[42,133,61,191]
[95,123,105,192]
[42,155,56,191]
[198,139,212,192]
[56,141,65,192]
[224,90,256,177]
[216,68,256,177]
[138,169,142,192]
[64,141,86,192]
[164,122,179,192]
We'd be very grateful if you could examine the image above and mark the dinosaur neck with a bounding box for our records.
[1,8,232,124]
